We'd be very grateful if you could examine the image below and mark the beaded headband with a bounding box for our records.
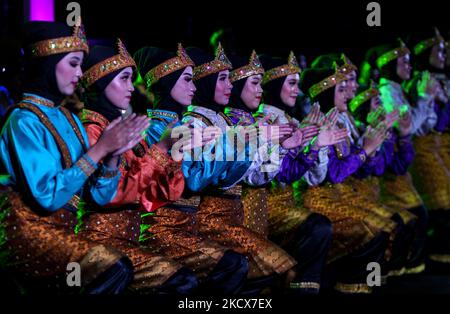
[349,81,380,113]
[262,51,301,85]
[308,63,347,99]
[338,54,358,75]
[193,42,232,81]
[29,17,89,58]
[144,43,194,87]
[413,27,445,56]
[376,39,410,69]
[83,38,136,87]
[229,50,265,83]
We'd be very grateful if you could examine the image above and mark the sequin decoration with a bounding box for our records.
[145,43,194,87]
[229,50,264,83]
[83,39,136,87]
[193,42,232,81]
[29,18,89,58]
[262,51,301,85]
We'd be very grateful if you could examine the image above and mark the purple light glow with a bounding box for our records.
[30,0,54,21]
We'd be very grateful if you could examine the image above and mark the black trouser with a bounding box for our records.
[427,209,450,257]
[405,205,428,269]
[325,231,389,287]
[283,214,333,295]
[199,250,249,295]
[85,256,134,294]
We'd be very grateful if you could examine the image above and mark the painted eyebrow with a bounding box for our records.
[70,56,81,62]
[183,73,193,77]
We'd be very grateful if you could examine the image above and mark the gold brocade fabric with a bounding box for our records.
[346,177,417,225]
[241,186,269,238]
[0,190,121,289]
[410,134,450,210]
[267,184,313,246]
[196,195,297,278]
[437,132,450,173]
[79,209,181,290]
[303,184,397,263]
[379,172,423,210]
[146,206,227,279]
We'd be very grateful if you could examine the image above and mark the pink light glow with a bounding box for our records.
[30,0,54,21]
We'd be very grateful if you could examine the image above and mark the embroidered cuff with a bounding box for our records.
[149,144,181,173]
[76,154,98,177]
[290,282,320,290]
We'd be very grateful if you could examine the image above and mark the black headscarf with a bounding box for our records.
[229,54,253,112]
[259,54,295,115]
[134,46,186,119]
[186,47,224,113]
[300,67,336,113]
[311,53,342,69]
[407,29,445,73]
[22,21,80,105]
[364,43,405,84]
[82,45,133,122]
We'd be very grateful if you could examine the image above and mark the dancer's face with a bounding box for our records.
[240,74,263,110]
[280,73,300,107]
[170,66,196,106]
[55,51,83,95]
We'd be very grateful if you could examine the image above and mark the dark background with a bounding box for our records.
[0,0,448,99]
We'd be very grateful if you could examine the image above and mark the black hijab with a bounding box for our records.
[300,67,336,113]
[229,54,253,112]
[82,45,132,122]
[134,46,187,119]
[186,47,224,113]
[259,55,293,114]
[22,21,79,105]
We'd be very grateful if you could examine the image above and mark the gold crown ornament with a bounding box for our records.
[349,81,380,113]
[193,42,232,80]
[229,50,265,83]
[29,17,89,58]
[308,62,347,99]
[413,27,445,55]
[337,54,358,74]
[83,38,136,87]
[262,51,301,85]
[376,39,411,69]
[144,43,195,87]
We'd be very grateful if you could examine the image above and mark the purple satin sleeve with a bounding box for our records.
[434,101,450,133]
[276,149,318,184]
[380,132,414,175]
[354,149,385,179]
[326,144,367,184]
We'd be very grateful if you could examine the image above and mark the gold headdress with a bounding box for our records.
[308,63,347,99]
[193,42,232,80]
[29,17,89,57]
[229,50,264,83]
[83,38,136,87]
[262,51,301,85]
[414,27,445,55]
[376,39,410,69]
[338,54,358,74]
[349,81,379,113]
[144,43,194,87]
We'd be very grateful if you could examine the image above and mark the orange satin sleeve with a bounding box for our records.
[83,123,185,212]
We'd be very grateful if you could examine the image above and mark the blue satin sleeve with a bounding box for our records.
[73,113,120,206]
[0,109,118,211]
[180,117,251,191]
